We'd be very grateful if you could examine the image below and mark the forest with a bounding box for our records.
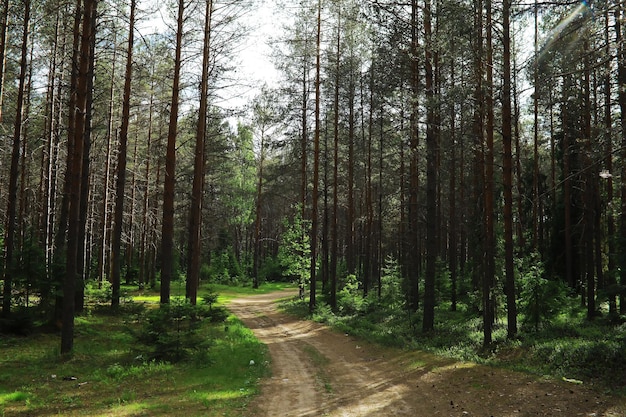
[1,0,626,384]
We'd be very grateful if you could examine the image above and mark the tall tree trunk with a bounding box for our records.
[76,1,97,313]
[502,0,517,338]
[0,0,9,123]
[300,42,308,219]
[562,74,574,288]
[253,129,266,290]
[161,0,185,305]
[187,0,212,302]
[139,74,156,289]
[423,0,437,332]
[484,0,496,347]
[532,0,540,250]
[62,0,97,354]
[2,0,31,318]
[604,7,616,317]
[309,0,322,312]
[330,5,340,310]
[111,0,136,307]
[408,0,420,311]
[346,57,356,277]
[449,53,457,312]
[98,26,118,285]
[583,37,596,319]
[616,2,626,314]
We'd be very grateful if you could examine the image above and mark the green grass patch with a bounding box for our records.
[0,283,273,416]
[301,344,332,393]
[283,294,626,394]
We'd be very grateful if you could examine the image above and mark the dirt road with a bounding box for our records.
[227,290,626,417]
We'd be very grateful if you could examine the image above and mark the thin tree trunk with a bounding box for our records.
[330,5,340,310]
[76,1,97,313]
[583,38,596,319]
[616,4,626,314]
[0,0,9,123]
[2,0,31,318]
[111,0,136,307]
[62,0,97,354]
[188,0,212,302]
[161,0,185,305]
[423,0,437,332]
[408,0,420,311]
[502,0,517,338]
[309,0,322,312]
[449,53,457,312]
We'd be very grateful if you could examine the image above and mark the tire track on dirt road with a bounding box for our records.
[228,290,626,417]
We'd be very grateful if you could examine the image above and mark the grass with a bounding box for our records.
[301,344,332,393]
[283,291,626,395]
[0,281,294,416]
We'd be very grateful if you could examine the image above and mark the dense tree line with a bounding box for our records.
[1,0,626,353]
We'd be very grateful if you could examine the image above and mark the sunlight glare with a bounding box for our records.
[538,2,589,63]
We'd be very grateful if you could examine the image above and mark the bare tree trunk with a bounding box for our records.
[0,0,9,123]
[309,0,322,312]
[616,3,626,314]
[502,0,517,338]
[423,0,437,332]
[188,0,212,302]
[111,0,136,307]
[330,5,340,310]
[76,1,97,313]
[583,38,596,319]
[532,0,539,250]
[408,0,420,311]
[2,0,30,318]
[483,0,495,347]
[161,0,185,305]
[62,0,97,354]
[604,7,616,316]
[139,76,155,289]
[449,53,457,312]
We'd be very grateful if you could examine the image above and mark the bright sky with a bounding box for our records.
[137,0,282,115]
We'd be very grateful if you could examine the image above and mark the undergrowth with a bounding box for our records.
[0,283,276,416]
[283,292,626,394]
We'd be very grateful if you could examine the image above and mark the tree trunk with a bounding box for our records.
[0,0,9,123]
[62,0,97,354]
[2,0,31,318]
[161,0,185,305]
[76,1,97,313]
[502,0,517,338]
[408,0,420,312]
[583,38,595,319]
[423,0,437,332]
[616,3,626,314]
[330,5,340,310]
[187,0,212,302]
[111,0,136,307]
[309,0,322,312]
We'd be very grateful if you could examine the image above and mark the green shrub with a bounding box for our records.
[133,299,225,362]
[518,254,567,331]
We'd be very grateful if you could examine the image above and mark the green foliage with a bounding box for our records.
[0,306,36,335]
[207,249,246,285]
[85,280,113,304]
[518,254,567,331]
[258,255,288,282]
[0,286,271,416]
[277,207,311,296]
[336,274,374,315]
[133,299,227,362]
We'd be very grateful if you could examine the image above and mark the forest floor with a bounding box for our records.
[227,289,626,417]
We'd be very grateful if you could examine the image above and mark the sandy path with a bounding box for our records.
[227,290,626,417]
